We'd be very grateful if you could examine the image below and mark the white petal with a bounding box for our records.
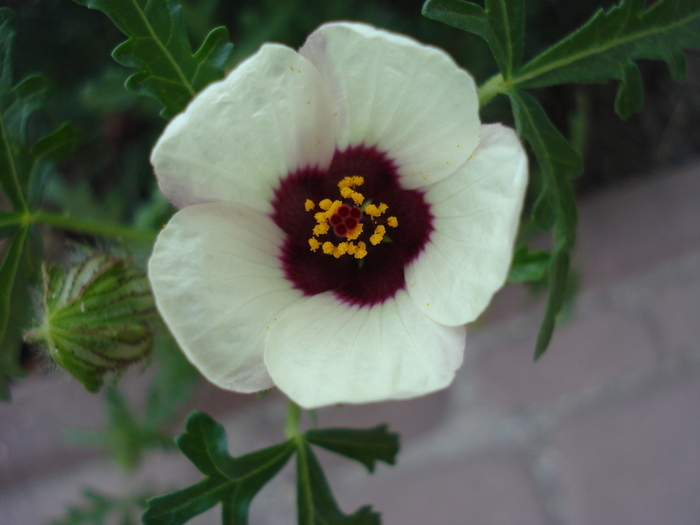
[300,22,481,189]
[151,44,336,212]
[406,124,528,326]
[264,290,466,408]
[148,203,303,393]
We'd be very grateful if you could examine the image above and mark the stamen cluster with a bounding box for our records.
[305,176,398,259]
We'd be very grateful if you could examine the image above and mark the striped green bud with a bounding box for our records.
[26,254,155,392]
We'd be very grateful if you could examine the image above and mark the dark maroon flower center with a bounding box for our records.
[329,205,362,236]
[271,145,433,307]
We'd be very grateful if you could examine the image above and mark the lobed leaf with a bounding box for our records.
[143,411,295,524]
[0,225,29,400]
[508,245,550,284]
[305,425,399,474]
[508,90,580,359]
[422,0,524,77]
[144,411,398,524]
[73,0,234,118]
[513,0,700,116]
[296,441,380,525]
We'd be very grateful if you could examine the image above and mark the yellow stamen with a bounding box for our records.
[354,241,368,259]
[322,242,334,255]
[350,191,364,206]
[333,242,349,258]
[377,203,388,214]
[313,223,330,236]
[319,199,333,211]
[314,211,327,223]
[370,225,386,246]
[304,199,315,211]
[345,223,363,240]
[387,216,398,228]
[309,238,321,251]
[338,176,364,188]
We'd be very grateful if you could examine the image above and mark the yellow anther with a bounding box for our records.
[370,225,386,245]
[377,203,388,214]
[345,223,363,241]
[309,238,321,251]
[354,242,368,259]
[338,176,364,188]
[387,216,398,228]
[305,199,315,211]
[329,200,343,215]
[340,186,353,199]
[314,211,328,223]
[313,223,330,236]
[333,243,349,258]
[319,199,333,211]
[322,242,334,255]
[350,192,364,206]
[364,204,381,217]
[346,243,357,255]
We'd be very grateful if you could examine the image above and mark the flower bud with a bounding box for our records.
[26,254,155,391]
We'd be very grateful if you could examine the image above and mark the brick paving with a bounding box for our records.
[1,160,699,524]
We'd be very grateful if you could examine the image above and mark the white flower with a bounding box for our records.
[148,22,527,409]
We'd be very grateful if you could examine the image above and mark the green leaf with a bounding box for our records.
[28,123,82,209]
[513,0,700,114]
[508,90,580,359]
[143,411,295,525]
[0,8,15,88]
[73,0,234,118]
[51,489,149,525]
[305,425,399,474]
[614,62,643,119]
[422,0,524,77]
[296,441,380,525]
[508,245,550,283]
[0,225,28,400]
[0,209,20,238]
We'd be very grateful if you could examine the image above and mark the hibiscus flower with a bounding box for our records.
[148,22,527,409]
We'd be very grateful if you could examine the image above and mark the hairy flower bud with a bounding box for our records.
[26,254,156,392]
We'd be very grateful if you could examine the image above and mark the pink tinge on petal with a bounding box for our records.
[271,145,433,307]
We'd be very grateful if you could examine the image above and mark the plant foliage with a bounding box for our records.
[143,411,399,525]
[73,0,234,118]
[424,0,700,358]
[0,8,79,400]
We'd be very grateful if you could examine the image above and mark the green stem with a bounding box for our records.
[285,401,302,439]
[478,73,510,108]
[32,210,158,243]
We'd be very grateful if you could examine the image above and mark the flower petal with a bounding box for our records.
[264,290,466,408]
[405,124,528,326]
[151,44,337,212]
[148,202,303,393]
[300,22,481,190]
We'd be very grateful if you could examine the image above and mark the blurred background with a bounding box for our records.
[1,0,699,523]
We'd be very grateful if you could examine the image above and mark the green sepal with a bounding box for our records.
[508,89,580,359]
[508,245,550,284]
[29,254,156,392]
[296,441,380,525]
[143,411,296,525]
[422,0,525,77]
[305,425,399,474]
[73,0,234,118]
